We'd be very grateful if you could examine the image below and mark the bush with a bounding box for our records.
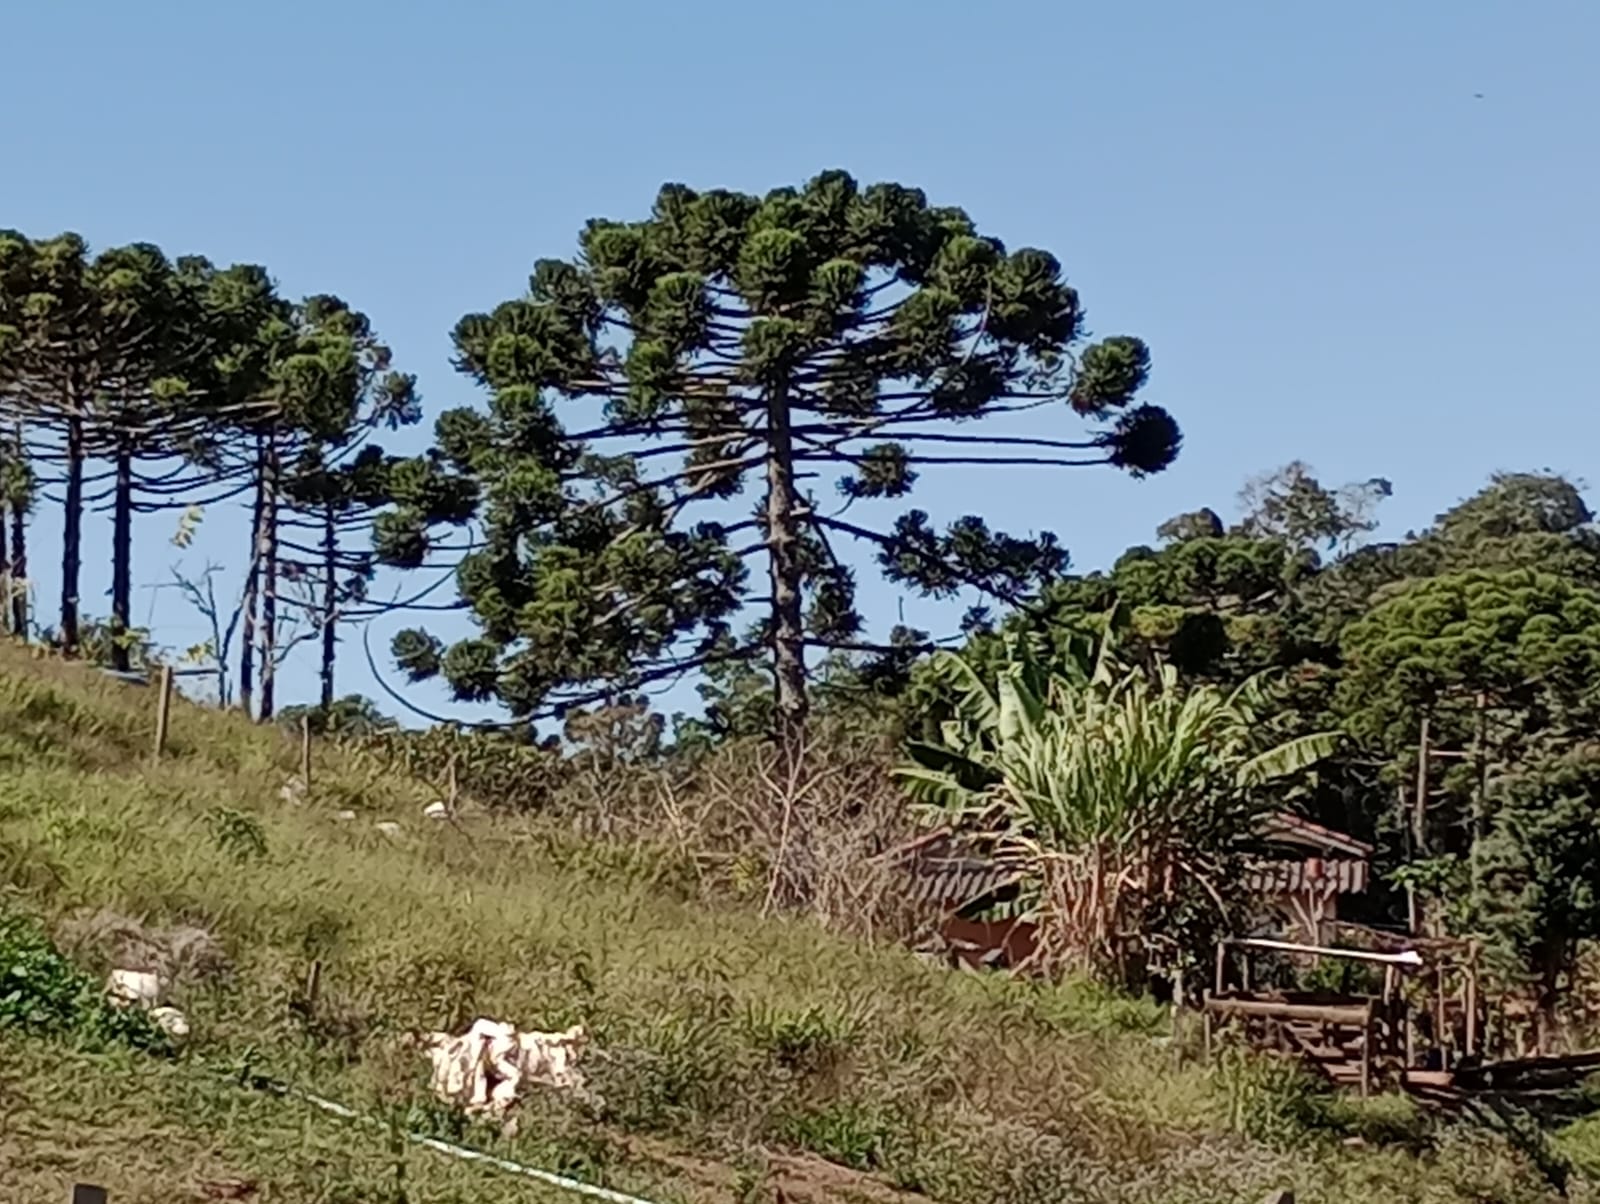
[0,906,169,1052]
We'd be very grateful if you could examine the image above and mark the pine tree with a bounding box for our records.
[391,171,1180,740]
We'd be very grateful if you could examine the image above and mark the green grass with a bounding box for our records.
[0,644,1594,1203]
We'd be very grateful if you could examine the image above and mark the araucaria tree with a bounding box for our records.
[396,173,1180,735]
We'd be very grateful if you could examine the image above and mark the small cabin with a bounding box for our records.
[1244,812,1373,942]
[886,811,1374,973]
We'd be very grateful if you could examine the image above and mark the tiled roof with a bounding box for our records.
[1255,812,1374,858]
[900,857,1021,910]
[1242,857,1369,896]
[886,811,1374,914]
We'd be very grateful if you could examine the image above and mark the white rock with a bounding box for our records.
[375,820,403,838]
[150,1005,190,1041]
[107,968,163,1007]
[422,801,450,821]
[334,809,357,822]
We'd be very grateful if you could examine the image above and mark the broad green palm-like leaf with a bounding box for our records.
[1237,731,1344,788]
[996,669,1043,745]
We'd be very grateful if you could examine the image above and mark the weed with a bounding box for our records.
[206,805,270,863]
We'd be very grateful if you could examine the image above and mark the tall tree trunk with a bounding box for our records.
[10,424,26,638]
[110,436,134,672]
[1536,940,1566,1055]
[764,381,812,907]
[10,491,26,638]
[239,439,264,718]
[0,498,10,636]
[764,383,809,735]
[60,411,84,656]
[320,502,338,710]
[259,437,280,721]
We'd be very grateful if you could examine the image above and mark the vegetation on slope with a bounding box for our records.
[2,646,1597,1204]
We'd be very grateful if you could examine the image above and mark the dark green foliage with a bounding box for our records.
[1473,747,1600,1012]
[1339,568,1600,751]
[390,171,1179,725]
[277,694,397,738]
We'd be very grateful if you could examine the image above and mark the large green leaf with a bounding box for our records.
[926,650,1000,735]
[892,763,970,813]
[996,668,1044,744]
[897,740,996,797]
[1236,731,1342,787]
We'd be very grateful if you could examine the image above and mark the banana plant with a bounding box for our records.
[894,623,1341,981]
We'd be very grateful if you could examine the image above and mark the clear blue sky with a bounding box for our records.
[3,1,1597,728]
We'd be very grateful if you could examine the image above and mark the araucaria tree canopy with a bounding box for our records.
[390,171,1181,731]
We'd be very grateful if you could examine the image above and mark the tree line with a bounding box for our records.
[0,172,1179,727]
[891,464,1600,1030]
[0,232,472,714]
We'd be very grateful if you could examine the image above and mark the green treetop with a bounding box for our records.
[390,171,1180,734]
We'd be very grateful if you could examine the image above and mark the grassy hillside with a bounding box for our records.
[0,644,1594,1204]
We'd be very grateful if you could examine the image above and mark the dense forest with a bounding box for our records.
[5,174,1600,1037]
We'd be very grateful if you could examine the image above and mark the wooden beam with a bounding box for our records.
[1226,936,1424,968]
[1205,994,1374,1027]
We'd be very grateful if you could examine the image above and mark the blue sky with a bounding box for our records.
[3,1,1596,728]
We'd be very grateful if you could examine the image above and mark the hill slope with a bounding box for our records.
[0,644,1592,1204]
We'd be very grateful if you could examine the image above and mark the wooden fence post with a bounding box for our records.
[72,1185,108,1204]
[299,712,312,796]
[151,664,174,761]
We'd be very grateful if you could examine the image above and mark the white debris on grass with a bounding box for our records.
[375,820,403,838]
[104,968,190,1043]
[410,1018,592,1134]
[106,967,164,1007]
[422,801,450,821]
[150,1005,191,1040]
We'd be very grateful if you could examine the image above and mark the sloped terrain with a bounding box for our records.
[0,644,1593,1203]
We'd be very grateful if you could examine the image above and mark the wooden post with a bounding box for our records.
[1400,779,1418,934]
[1214,940,1227,995]
[304,958,322,1013]
[1414,711,1431,859]
[299,712,312,796]
[151,664,174,761]
[1361,1011,1373,1097]
[1465,948,1480,1059]
[1435,963,1448,1067]
[72,1186,108,1204]
[447,753,459,814]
